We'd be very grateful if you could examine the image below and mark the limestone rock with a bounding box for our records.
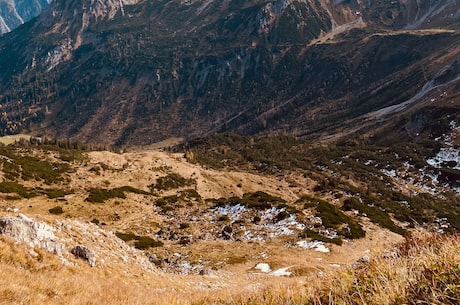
[0,214,64,255]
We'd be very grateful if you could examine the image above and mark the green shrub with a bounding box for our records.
[0,181,36,198]
[86,186,150,203]
[299,195,365,239]
[152,173,195,191]
[116,231,163,249]
[48,206,63,215]
[301,229,343,245]
[134,236,163,250]
[41,188,74,199]
[115,231,137,242]
[223,225,233,233]
[0,146,74,185]
[179,189,202,201]
[218,215,230,222]
[343,197,406,235]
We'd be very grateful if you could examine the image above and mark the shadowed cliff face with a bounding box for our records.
[0,0,51,34]
[0,0,458,145]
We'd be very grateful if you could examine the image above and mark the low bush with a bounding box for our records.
[115,232,163,250]
[134,236,164,250]
[48,206,63,215]
[299,196,365,239]
[0,181,36,198]
[40,188,74,199]
[343,197,406,235]
[86,186,150,203]
[211,191,286,210]
[152,173,195,191]
[300,229,343,245]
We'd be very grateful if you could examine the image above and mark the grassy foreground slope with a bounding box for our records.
[0,231,458,305]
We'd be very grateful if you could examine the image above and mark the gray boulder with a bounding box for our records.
[71,245,96,267]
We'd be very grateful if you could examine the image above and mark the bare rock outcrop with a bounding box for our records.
[0,214,65,255]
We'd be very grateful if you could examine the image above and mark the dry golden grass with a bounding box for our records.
[1,231,459,305]
[198,231,460,305]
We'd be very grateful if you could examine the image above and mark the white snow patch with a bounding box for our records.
[0,16,11,33]
[213,204,247,219]
[254,263,271,273]
[381,168,397,177]
[427,147,460,170]
[296,240,330,253]
[271,267,292,277]
[330,264,341,268]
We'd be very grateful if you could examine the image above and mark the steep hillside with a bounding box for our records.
[0,0,458,145]
[0,0,51,34]
[0,140,458,304]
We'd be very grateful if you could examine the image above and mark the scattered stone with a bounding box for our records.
[148,253,158,263]
[199,268,209,276]
[71,245,96,267]
[179,236,191,245]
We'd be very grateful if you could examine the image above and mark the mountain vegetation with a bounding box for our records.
[0,126,456,303]
[0,0,459,304]
[0,0,458,145]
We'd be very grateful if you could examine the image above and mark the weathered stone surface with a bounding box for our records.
[0,214,64,255]
[71,245,96,267]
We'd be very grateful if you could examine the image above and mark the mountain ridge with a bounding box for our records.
[0,0,51,34]
[0,0,459,145]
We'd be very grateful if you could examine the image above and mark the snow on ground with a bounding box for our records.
[270,267,292,277]
[213,204,247,219]
[427,147,460,170]
[428,121,460,170]
[212,205,306,241]
[254,263,271,273]
[296,240,330,253]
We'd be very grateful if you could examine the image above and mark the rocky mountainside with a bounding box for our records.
[0,0,458,145]
[0,0,51,34]
[0,137,458,303]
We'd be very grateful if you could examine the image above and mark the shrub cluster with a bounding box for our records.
[152,173,195,191]
[86,186,150,203]
[115,232,163,250]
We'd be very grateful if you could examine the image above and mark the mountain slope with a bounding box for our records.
[0,0,51,34]
[0,138,458,304]
[0,0,458,145]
